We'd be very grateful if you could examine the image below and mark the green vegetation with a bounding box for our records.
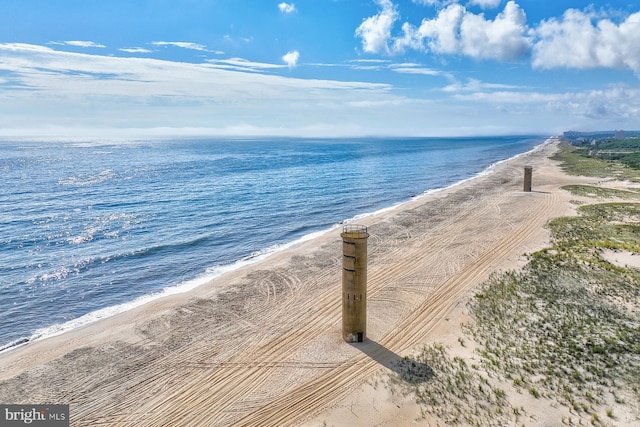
[561,185,640,200]
[548,202,640,262]
[388,142,640,425]
[388,344,516,425]
[459,202,639,425]
[552,139,640,181]
[390,201,640,424]
[592,138,640,169]
[468,202,640,416]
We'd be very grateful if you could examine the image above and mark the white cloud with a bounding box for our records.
[411,0,456,6]
[411,4,466,54]
[1,29,638,138]
[0,43,413,136]
[389,63,442,75]
[468,0,502,9]
[453,84,640,121]
[4,43,55,53]
[62,40,106,48]
[355,0,399,54]
[459,1,530,60]
[442,77,520,92]
[278,2,296,14]
[361,1,530,61]
[0,44,352,101]
[532,10,640,73]
[347,58,390,70]
[349,59,390,64]
[282,50,300,67]
[208,57,284,72]
[119,47,152,54]
[412,0,501,8]
[151,41,209,51]
[357,1,640,76]
[417,1,530,60]
[392,21,428,52]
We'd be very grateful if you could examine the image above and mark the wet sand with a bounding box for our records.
[0,138,592,426]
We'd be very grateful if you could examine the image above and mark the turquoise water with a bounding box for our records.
[0,136,545,351]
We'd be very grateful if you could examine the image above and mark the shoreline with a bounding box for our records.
[0,137,590,426]
[0,137,550,356]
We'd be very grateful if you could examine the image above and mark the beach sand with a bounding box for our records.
[0,139,596,426]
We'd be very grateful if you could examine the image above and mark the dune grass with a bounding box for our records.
[388,343,516,426]
[391,202,640,425]
[468,201,640,418]
[388,144,640,425]
[561,185,640,200]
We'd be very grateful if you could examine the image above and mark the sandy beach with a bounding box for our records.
[0,139,599,426]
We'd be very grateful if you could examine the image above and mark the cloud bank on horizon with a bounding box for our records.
[0,0,638,137]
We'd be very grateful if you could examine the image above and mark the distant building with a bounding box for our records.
[563,131,581,139]
[615,129,625,139]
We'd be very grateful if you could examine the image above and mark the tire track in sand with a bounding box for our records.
[85,186,505,426]
[128,187,517,426]
[234,190,559,427]
[68,168,561,426]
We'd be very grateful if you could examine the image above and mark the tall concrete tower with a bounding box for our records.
[341,224,369,343]
[524,166,533,192]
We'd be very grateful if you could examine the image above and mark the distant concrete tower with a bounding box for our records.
[341,224,369,343]
[524,166,533,192]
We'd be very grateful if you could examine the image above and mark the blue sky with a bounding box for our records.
[1,0,639,138]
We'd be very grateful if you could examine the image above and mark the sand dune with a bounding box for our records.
[0,139,593,426]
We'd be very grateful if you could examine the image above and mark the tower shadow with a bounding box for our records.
[349,339,433,383]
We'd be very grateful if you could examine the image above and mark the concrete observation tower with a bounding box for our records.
[341,224,369,343]
[524,166,533,192]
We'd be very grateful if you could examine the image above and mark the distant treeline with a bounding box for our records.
[562,130,640,140]
[571,137,640,170]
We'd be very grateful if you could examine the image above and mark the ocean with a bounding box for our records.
[0,136,545,352]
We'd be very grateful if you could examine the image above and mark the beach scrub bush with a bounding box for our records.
[388,344,515,426]
[467,202,640,421]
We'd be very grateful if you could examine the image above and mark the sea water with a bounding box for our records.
[0,136,545,351]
